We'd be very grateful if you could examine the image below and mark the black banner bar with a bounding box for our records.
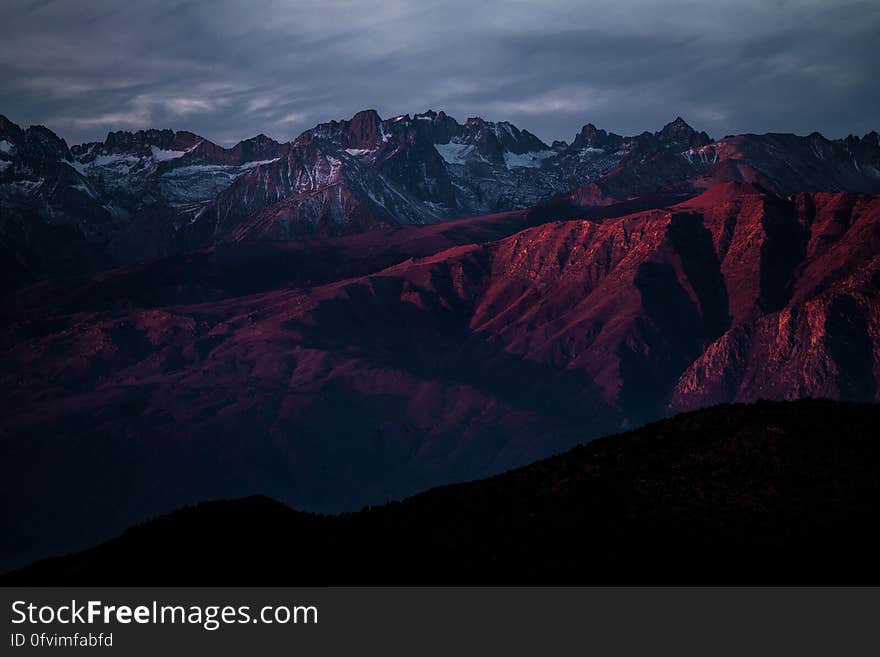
[1,587,877,655]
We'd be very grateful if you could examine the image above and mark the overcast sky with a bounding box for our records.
[1,0,877,146]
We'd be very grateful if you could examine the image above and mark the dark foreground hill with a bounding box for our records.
[6,399,880,585]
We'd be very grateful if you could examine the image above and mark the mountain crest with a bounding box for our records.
[573,123,623,150]
[0,115,70,162]
[103,128,202,154]
[656,117,712,148]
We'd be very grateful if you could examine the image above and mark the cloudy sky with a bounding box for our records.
[1,0,877,146]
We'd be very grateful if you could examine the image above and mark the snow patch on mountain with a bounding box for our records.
[74,153,143,173]
[435,142,475,165]
[239,157,281,170]
[682,146,719,165]
[162,164,232,177]
[503,150,554,169]
[150,146,187,161]
[0,140,15,155]
[70,179,98,199]
[10,178,43,192]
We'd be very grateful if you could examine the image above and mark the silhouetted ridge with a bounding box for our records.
[5,399,879,585]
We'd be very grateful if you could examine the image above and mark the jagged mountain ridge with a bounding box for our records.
[193,110,729,242]
[1,117,290,286]
[5,109,878,290]
[187,108,629,243]
[67,127,289,226]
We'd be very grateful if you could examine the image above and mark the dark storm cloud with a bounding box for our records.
[1,0,877,146]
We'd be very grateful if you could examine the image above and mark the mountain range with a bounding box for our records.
[1,108,879,573]
[3,110,878,289]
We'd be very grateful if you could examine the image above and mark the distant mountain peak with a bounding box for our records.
[306,108,385,150]
[346,109,383,147]
[657,116,712,148]
[658,116,694,135]
[572,122,622,150]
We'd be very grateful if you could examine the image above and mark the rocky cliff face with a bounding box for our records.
[670,191,880,410]
[460,183,880,422]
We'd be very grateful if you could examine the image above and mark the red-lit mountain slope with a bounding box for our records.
[2,183,878,571]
